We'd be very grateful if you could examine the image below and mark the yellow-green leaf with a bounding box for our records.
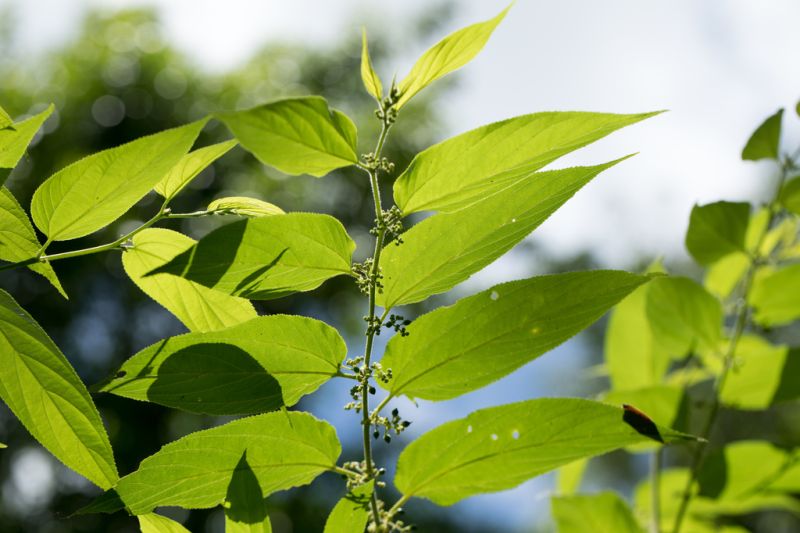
[122,228,256,332]
[0,289,118,489]
[395,5,509,109]
[360,29,382,101]
[154,140,238,200]
[749,264,800,326]
[0,187,66,297]
[685,201,750,266]
[217,97,358,177]
[97,315,345,415]
[552,492,644,533]
[31,120,206,241]
[208,196,285,217]
[323,481,373,533]
[0,105,53,172]
[138,513,190,533]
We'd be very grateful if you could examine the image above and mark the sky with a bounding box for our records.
[2,0,800,531]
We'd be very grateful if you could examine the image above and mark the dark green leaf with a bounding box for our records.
[148,213,355,300]
[217,97,358,177]
[685,202,751,265]
[97,315,345,414]
[779,176,800,216]
[0,289,118,489]
[381,271,650,401]
[224,452,273,533]
[742,109,783,161]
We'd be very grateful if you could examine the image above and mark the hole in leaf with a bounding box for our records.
[115,370,127,378]
[490,433,498,441]
[512,430,519,439]
[466,425,473,433]
[490,291,499,301]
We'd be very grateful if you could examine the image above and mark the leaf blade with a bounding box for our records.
[97,315,346,415]
[122,228,256,332]
[31,120,206,241]
[0,289,118,489]
[394,398,696,506]
[154,140,238,200]
[217,97,358,177]
[360,29,383,101]
[0,105,53,172]
[381,271,650,401]
[685,201,751,266]
[552,492,645,533]
[742,109,783,161]
[323,481,373,533]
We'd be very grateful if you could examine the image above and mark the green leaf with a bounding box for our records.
[645,276,722,357]
[606,262,670,390]
[138,513,191,533]
[779,176,800,216]
[703,252,749,300]
[0,442,6,449]
[0,105,13,130]
[86,411,340,515]
[148,213,354,300]
[224,452,273,533]
[0,105,53,172]
[379,160,624,308]
[122,228,256,332]
[603,385,685,452]
[381,271,650,401]
[552,492,644,533]
[97,315,345,415]
[208,196,285,217]
[323,481,373,533]
[685,202,751,265]
[698,441,792,500]
[154,140,238,200]
[394,398,697,506]
[216,97,358,177]
[395,5,509,109]
[31,120,206,241]
[742,109,783,161]
[0,187,66,297]
[0,289,118,489]
[719,336,797,409]
[750,264,800,326]
[556,458,589,495]
[394,111,659,215]
[360,29,382,101]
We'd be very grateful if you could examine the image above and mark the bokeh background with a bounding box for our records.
[0,1,799,531]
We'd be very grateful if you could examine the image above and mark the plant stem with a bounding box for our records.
[650,448,662,533]
[0,208,170,273]
[671,156,792,533]
[361,117,393,530]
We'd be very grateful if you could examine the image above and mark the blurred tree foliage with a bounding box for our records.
[0,5,502,532]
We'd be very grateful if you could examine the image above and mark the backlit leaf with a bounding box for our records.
[556,458,589,495]
[0,289,118,489]
[749,264,800,326]
[780,176,800,215]
[360,29,382,101]
[704,252,749,300]
[122,228,256,332]
[0,105,12,130]
[394,111,659,215]
[148,213,355,300]
[0,105,53,172]
[698,441,790,500]
[323,481,373,533]
[381,271,650,401]
[394,398,696,506]
[552,492,644,533]
[395,6,509,109]
[31,120,206,241]
[97,315,345,415]
[685,202,750,265]
[154,140,237,200]
[645,277,722,357]
[208,196,285,217]
[606,262,669,390]
[138,513,190,533]
[379,161,625,308]
[720,336,798,409]
[217,97,358,177]
[224,452,273,533]
[0,187,66,297]
[742,108,783,161]
[85,411,340,515]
